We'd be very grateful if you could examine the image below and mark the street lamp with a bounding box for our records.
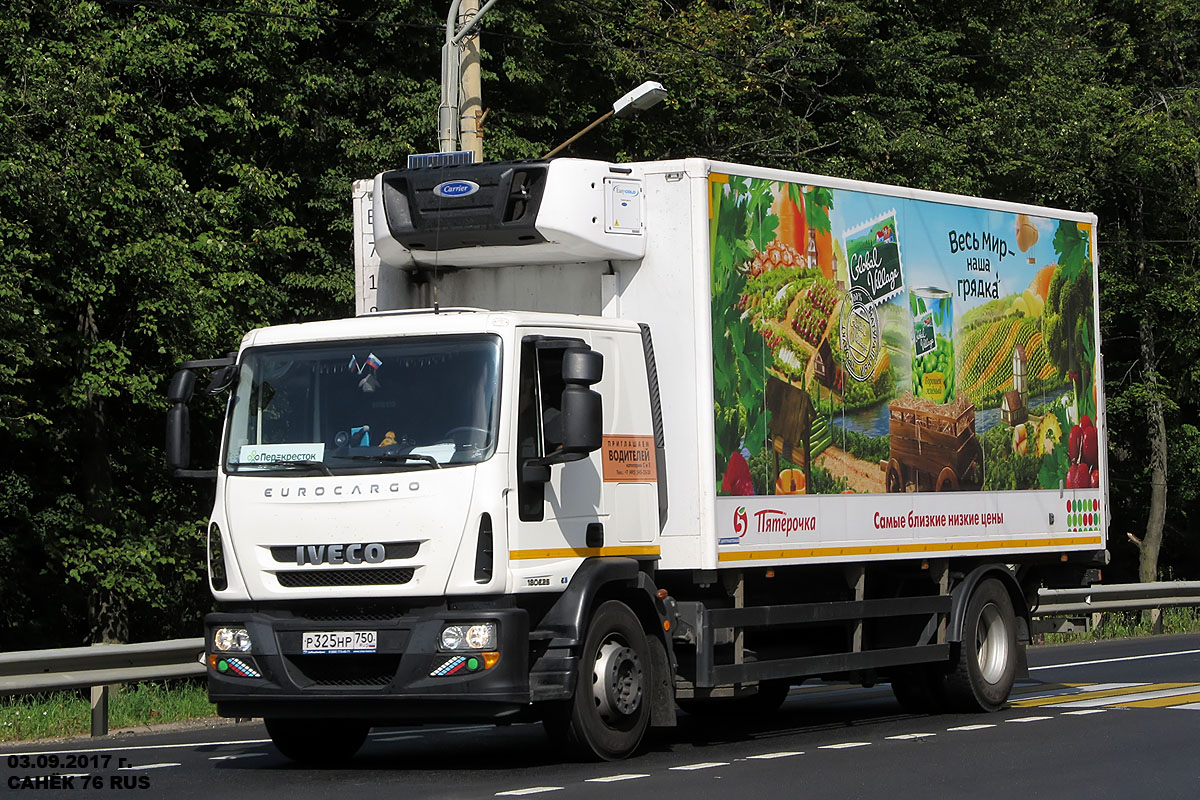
[543,81,667,158]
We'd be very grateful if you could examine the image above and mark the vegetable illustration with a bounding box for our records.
[721,451,756,496]
[1044,222,1095,422]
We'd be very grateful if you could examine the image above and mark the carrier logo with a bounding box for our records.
[433,179,480,198]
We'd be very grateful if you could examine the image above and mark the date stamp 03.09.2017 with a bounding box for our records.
[6,754,152,791]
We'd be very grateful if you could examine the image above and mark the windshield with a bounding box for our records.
[224,334,501,474]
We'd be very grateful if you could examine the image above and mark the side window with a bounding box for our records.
[515,338,576,522]
[517,341,545,521]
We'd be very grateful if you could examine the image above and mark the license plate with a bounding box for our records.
[302,630,377,654]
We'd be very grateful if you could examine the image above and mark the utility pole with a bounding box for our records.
[439,0,496,157]
[459,0,483,161]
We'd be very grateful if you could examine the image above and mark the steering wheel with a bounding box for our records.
[442,426,490,448]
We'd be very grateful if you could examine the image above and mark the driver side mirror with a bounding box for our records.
[524,347,603,486]
[166,369,196,471]
[166,403,191,470]
[558,348,603,457]
[165,357,233,479]
[167,369,196,404]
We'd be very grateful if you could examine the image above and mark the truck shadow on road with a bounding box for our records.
[233,684,951,772]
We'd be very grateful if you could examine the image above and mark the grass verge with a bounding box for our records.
[0,680,216,743]
[1040,606,1200,644]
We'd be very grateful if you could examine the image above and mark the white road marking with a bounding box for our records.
[1030,648,1200,671]
[585,774,650,783]
[1054,686,1200,708]
[887,733,935,740]
[1172,702,1200,710]
[746,751,804,759]
[209,752,268,760]
[819,742,871,750]
[495,788,563,796]
[947,724,995,731]
[1006,716,1053,723]
[670,762,729,770]
[1062,709,1108,716]
[118,763,181,770]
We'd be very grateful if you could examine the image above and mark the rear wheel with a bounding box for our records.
[546,600,651,761]
[264,718,370,765]
[943,578,1018,712]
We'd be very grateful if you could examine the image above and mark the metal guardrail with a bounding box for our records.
[1,582,1198,738]
[0,638,205,737]
[1034,581,1200,616]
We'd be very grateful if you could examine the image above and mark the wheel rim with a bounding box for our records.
[975,602,1009,684]
[592,636,644,723]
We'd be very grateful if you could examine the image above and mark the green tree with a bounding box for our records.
[4,0,1200,650]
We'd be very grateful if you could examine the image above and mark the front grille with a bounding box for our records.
[276,568,415,588]
[297,608,406,623]
[286,654,401,687]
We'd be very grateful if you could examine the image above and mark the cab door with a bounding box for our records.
[506,328,659,592]
[508,332,604,575]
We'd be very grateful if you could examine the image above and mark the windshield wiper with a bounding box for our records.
[228,460,334,476]
[340,453,442,469]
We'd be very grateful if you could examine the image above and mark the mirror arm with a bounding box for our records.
[175,469,217,479]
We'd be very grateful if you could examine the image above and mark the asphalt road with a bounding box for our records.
[4,634,1199,799]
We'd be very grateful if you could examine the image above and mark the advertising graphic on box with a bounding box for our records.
[710,174,1100,539]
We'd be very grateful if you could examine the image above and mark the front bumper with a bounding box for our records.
[205,604,531,722]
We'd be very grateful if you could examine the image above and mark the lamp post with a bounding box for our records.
[543,81,668,158]
[439,0,500,157]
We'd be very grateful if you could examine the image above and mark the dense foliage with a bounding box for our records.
[1,0,1197,647]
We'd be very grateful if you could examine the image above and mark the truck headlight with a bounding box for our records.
[213,627,252,652]
[439,623,496,651]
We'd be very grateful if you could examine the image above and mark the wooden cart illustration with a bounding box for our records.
[885,398,984,492]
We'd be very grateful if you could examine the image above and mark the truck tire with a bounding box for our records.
[264,718,370,765]
[943,578,1017,712]
[547,600,651,761]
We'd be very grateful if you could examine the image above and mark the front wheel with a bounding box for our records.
[943,578,1018,712]
[264,718,370,765]
[546,600,651,761]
